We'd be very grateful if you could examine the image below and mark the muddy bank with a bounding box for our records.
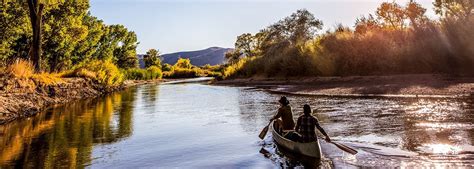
[0,76,163,125]
[214,74,474,98]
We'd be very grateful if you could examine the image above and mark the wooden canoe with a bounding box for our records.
[271,121,322,158]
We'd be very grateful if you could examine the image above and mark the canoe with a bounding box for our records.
[271,121,322,158]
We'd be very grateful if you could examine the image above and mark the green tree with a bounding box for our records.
[265,9,323,46]
[0,2,31,64]
[174,58,192,69]
[71,13,106,65]
[235,33,256,57]
[144,49,161,68]
[42,1,89,72]
[94,24,139,69]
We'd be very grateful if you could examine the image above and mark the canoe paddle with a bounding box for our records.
[259,121,272,139]
[319,136,358,155]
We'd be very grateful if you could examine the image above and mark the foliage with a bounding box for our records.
[162,61,222,79]
[174,58,192,69]
[434,0,474,19]
[123,66,162,80]
[32,72,64,86]
[1,0,138,72]
[64,60,124,87]
[224,3,474,78]
[161,63,173,72]
[144,49,161,68]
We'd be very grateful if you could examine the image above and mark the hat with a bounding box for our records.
[278,96,289,105]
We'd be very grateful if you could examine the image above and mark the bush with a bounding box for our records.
[162,63,173,72]
[124,68,146,80]
[123,66,162,80]
[146,66,163,79]
[164,68,202,78]
[65,60,124,87]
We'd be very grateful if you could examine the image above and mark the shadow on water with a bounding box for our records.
[0,87,138,168]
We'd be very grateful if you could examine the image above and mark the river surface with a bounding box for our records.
[1,79,473,168]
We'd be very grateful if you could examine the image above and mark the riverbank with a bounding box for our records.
[0,76,164,125]
[214,74,474,98]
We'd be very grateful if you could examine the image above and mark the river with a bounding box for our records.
[1,79,473,168]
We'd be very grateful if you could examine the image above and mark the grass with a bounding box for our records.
[64,59,124,87]
[8,59,34,79]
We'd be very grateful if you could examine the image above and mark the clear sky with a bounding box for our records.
[90,0,436,54]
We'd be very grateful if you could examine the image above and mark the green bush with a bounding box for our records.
[162,63,173,72]
[124,66,162,80]
[65,60,124,87]
[146,66,162,79]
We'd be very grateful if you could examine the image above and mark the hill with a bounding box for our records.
[161,47,232,66]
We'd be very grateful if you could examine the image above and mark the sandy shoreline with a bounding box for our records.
[214,74,474,98]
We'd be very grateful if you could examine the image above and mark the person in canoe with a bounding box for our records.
[269,96,295,133]
[295,104,331,143]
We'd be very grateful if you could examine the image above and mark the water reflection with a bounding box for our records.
[0,83,472,168]
[0,88,137,168]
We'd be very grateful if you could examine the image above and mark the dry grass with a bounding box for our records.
[7,60,34,78]
[32,73,64,86]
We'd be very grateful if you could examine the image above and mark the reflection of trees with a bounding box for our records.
[0,87,137,168]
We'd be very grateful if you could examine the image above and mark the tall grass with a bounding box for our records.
[224,18,474,78]
[7,59,34,78]
[64,60,124,87]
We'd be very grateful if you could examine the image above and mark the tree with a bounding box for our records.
[434,0,474,19]
[405,0,428,29]
[235,33,256,57]
[376,2,407,29]
[71,13,106,65]
[266,9,323,45]
[42,1,89,72]
[144,49,161,68]
[174,58,192,69]
[224,50,241,64]
[0,2,31,64]
[3,0,87,72]
[94,24,139,69]
[355,14,381,34]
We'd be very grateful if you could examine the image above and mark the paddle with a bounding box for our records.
[259,121,272,139]
[318,136,358,155]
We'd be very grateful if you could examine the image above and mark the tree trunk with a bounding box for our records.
[27,0,44,72]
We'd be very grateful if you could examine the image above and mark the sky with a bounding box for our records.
[90,0,437,54]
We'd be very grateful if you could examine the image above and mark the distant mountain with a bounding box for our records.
[161,47,233,66]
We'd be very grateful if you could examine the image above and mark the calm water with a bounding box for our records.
[1,80,473,168]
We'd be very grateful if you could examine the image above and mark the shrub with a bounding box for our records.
[146,66,163,79]
[124,66,162,80]
[174,58,192,69]
[65,60,124,87]
[124,68,146,80]
[162,63,173,72]
[163,67,205,78]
